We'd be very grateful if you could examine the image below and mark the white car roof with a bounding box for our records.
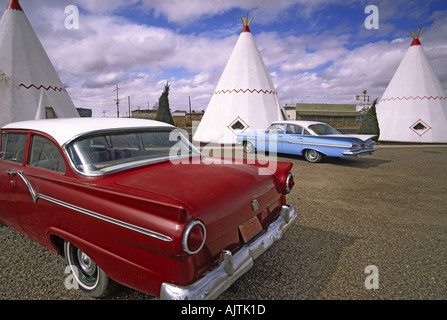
[2,118,175,146]
[271,120,323,128]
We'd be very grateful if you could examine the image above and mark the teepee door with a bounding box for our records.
[45,107,56,119]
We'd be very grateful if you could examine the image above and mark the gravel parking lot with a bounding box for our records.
[1,145,446,300]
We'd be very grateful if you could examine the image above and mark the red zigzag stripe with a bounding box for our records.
[19,83,66,92]
[215,88,277,95]
[380,95,447,102]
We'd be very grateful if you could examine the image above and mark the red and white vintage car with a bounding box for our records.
[0,118,296,299]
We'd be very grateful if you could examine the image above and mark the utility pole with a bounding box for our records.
[189,96,192,120]
[128,96,131,118]
[114,84,120,118]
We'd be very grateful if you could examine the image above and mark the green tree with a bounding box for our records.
[155,82,174,125]
[358,98,380,140]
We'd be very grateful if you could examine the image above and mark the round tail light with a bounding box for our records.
[285,172,294,193]
[182,220,206,255]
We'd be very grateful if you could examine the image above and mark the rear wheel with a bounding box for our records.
[64,241,118,298]
[304,149,323,163]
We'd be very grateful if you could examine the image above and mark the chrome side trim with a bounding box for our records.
[247,138,350,149]
[160,204,297,300]
[17,171,39,202]
[301,141,350,148]
[16,172,173,242]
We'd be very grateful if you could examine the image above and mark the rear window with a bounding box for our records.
[307,124,340,135]
[66,128,200,175]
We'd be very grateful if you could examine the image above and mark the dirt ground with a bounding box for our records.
[0,144,446,300]
[219,144,447,300]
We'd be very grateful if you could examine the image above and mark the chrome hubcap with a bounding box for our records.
[245,142,253,153]
[77,250,97,276]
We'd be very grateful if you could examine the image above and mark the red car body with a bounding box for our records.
[0,118,296,299]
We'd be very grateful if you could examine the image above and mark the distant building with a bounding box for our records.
[187,111,204,121]
[284,105,297,120]
[131,109,157,119]
[285,103,363,126]
[172,110,187,127]
[172,110,187,118]
[131,108,205,128]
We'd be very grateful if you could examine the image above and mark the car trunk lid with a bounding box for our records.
[113,159,285,242]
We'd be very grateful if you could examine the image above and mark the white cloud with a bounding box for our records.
[55,9,447,115]
[141,0,291,24]
[27,9,237,116]
[1,0,446,117]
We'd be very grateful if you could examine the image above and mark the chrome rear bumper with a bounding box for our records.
[343,147,377,156]
[160,205,297,300]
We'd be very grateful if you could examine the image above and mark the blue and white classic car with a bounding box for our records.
[236,120,377,163]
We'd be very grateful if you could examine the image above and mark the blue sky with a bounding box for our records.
[1,0,446,117]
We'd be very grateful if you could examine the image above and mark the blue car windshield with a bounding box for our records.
[308,124,340,135]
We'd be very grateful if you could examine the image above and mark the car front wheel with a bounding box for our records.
[64,241,117,298]
[304,149,323,163]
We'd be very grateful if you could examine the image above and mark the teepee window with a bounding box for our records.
[410,119,431,137]
[231,121,246,131]
[412,122,427,130]
[228,117,249,135]
[45,107,57,119]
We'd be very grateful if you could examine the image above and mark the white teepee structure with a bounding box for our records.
[0,0,79,127]
[376,28,447,143]
[193,15,287,145]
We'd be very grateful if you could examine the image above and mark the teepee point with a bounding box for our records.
[6,0,22,11]
[240,13,253,33]
[410,27,423,46]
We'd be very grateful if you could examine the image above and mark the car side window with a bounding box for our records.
[286,125,303,134]
[268,124,284,134]
[1,133,28,164]
[29,135,66,173]
[303,128,312,135]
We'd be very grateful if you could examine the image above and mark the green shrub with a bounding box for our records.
[358,98,380,140]
[155,82,174,125]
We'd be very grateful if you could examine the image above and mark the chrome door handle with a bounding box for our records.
[5,170,17,177]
